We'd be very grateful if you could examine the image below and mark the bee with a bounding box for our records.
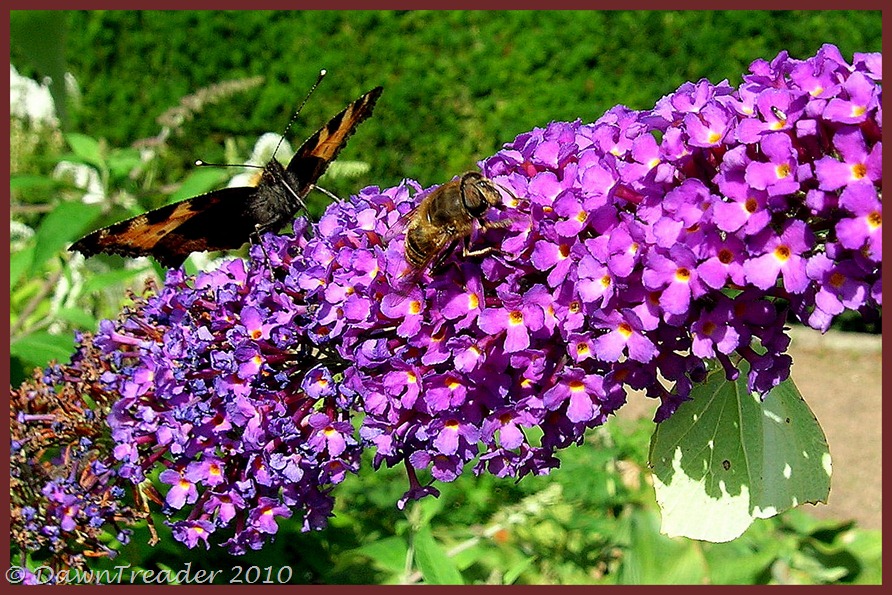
[386,172,517,284]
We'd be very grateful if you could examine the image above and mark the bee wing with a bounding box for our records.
[382,202,423,243]
[410,233,458,272]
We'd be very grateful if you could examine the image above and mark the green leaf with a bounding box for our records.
[64,132,105,169]
[81,266,151,296]
[54,306,99,330]
[106,148,144,179]
[168,168,228,202]
[413,526,463,585]
[31,201,102,273]
[10,245,34,290]
[503,557,535,585]
[780,507,852,537]
[617,508,706,584]
[354,536,409,574]
[843,529,882,584]
[10,173,63,191]
[416,492,447,526]
[649,364,831,543]
[702,534,779,584]
[449,541,486,571]
[10,331,75,369]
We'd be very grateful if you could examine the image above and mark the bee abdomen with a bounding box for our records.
[405,230,432,267]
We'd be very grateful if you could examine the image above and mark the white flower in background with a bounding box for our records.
[10,63,58,126]
[224,131,368,191]
[227,133,293,188]
[10,63,79,125]
[12,62,99,207]
[10,220,35,252]
[48,262,82,335]
[52,160,105,204]
[188,251,231,273]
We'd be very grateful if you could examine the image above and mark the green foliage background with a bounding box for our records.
[9,10,882,585]
[12,10,882,189]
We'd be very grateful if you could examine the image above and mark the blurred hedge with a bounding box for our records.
[11,10,882,191]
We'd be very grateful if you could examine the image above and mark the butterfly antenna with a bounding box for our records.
[194,159,263,169]
[194,69,327,170]
[271,68,328,160]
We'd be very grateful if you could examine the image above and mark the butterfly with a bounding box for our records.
[70,83,383,268]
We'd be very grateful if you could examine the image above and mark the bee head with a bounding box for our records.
[460,172,506,217]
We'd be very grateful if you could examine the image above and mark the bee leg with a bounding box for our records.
[461,235,498,259]
[430,239,460,274]
[482,219,514,230]
[462,218,515,259]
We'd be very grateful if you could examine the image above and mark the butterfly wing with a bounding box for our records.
[71,85,384,269]
[69,187,257,268]
[285,86,384,197]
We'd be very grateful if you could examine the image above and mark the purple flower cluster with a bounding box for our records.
[18,45,879,556]
[94,234,361,553]
[10,340,144,573]
[287,44,881,499]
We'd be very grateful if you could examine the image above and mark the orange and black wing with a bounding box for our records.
[69,187,257,268]
[286,86,383,197]
[70,85,383,268]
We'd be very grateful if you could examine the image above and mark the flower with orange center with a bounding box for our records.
[744,132,800,196]
[743,219,813,293]
[592,310,657,363]
[542,368,605,424]
[674,267,692,283]
[478,294,546,353]
[568,332,594,363]
[426,372,468,412]
[773,244,791,263]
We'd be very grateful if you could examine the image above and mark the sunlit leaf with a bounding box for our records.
[702,529,780,583]
[81,266,152,295]
[106,147,144,179]
[843,530,882,584]
[414,526,463,584]
[10,331,75,369]
[503,557,535,585]
[649,365,831,543]
[617,507,706,584]
[10,245,33,290]
[354,536,409,574]
[64,132,105,169]
[10,173,63,191]
[54,306,99,330]
[31,201,102,273]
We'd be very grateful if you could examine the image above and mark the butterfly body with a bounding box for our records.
[70,85,383,268]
